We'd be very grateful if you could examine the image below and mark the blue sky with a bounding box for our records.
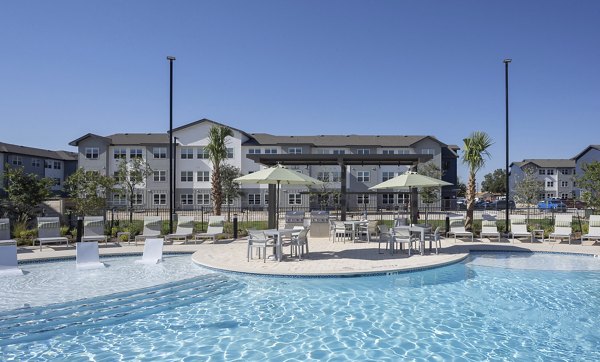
[1,1,599,184]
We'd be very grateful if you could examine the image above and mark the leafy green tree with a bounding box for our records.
[577,161,600,210]
[481,168,506,194]
[419,162,443,224]
[64,168,116,216]
[456,180,467,198]
[462,131,493,231]
[4,165,54,221]
[205,126,233,215]
[513,168,543,221]
[114,158,153,223]
[220,164,242,220]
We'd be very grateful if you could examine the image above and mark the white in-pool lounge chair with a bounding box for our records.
[135,238,164,264]
[134,216,162,245]
[509,215,532,243]
[164,216,195,244]
[480,214,501,242]
[549,214,573,244]
[193,216,225,243]
[82,216,108,244]
[447,217,474,241]
[35,217,69,251]
[582,215,600,246]
[0,244,23,275]
[0,218,16,246]
[76,241,106,270]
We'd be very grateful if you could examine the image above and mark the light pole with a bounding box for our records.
[504,58,511,233]
[167,56,176,233]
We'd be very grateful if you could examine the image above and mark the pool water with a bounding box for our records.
[1,253,599,361]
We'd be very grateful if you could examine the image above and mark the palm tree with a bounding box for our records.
[205,125,233,215]
[462,131,493,231]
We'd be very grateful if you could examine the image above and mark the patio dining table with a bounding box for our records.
[393,224,432,256]
[264,228,294,261]
[343,220,368,242]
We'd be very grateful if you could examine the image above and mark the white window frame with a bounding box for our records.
[153,193,167,206]
[53,161,61,169]
[382,193,395,204]
[153,147,167,159]
[560,181,568,187]
[248,194,261,205]
[130,148,143,159]
[357,194,370,204]
[357,171,370,182]
[113,148,127,159]
[332,149,345,155]
[181,194,194,205]
[197,147,209,159]
[546,181,554,187]
[331,172,341,182]
[181,171,194,182]
[197,171,210,182]
[264,148,278,154]
[356,149,370,155]
[382,171,395,182]
[288,193,302,205]
[153,170,166,182]
[181,148,194,159]
[421,148,435,155]
[382,149,395,155]
[248,149,261,154]
[31,158,41,167]
[132,193,144,206]
[196,193,210,205]
[85,147,99,160]
[227,148,234,158]
[288,147,302,155]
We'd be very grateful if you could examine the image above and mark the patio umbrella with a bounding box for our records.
[369,171,452,223]
[234,164,324,227]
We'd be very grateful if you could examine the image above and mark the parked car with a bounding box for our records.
[493,199,516,210]
[563,199,586,209]
[537,199,567,212]
[456,198,467,210]
[474,200,492,210]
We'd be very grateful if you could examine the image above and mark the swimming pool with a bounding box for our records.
[1,252,599,360]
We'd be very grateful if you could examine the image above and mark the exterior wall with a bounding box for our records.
[77,138,110,175]
[509,163,575,201]
[574,148,600,198]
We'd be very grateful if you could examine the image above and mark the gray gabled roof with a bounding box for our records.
[246,134,445,147]
[572,145,600,161]
[69,133,112,146]
[511,159,576,169]
[0,142,77,161]
[172,118,253,139]
[107,133,169,145]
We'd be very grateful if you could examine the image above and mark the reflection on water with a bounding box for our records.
[467,252,600,271]
[394,264,476,287]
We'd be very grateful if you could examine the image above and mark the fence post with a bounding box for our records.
[233,214,238,239]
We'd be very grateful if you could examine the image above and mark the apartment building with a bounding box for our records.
[509,159,576,200]
[572,145,600,198]
[70,119,458,210]
[0,142,78,196]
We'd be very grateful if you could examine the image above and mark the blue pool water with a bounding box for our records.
[1,253,599,361]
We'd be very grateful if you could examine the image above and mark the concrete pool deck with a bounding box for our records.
[15,236,599,276]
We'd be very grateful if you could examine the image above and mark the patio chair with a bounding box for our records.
[447,217,474,242]
[480,215,500,242]
[193,216,225,243]
[392,227,416,255]
[34,217,69,251]
[358,220,379,242]
[135,238,164,264]
[509,215,532,243]
[81,216,108,244]
[290,227,310,261]
[247,230,273,263]
[582,214,600,246]
[428,226,442,254]
[0,218,16,246]
[0,244,23,275]
[549,214,573,244]
[164,216,195,244]
[332,221,351,242]
[76,241,106,270]
[134,216,163,245]
[377,224,393,254]
[394,218,408,227]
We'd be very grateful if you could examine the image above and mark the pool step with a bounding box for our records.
[0,274,240,346]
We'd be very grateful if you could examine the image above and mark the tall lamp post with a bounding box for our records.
[167,56,176,233]
[504,58,511,233]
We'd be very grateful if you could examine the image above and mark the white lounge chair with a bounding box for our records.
[582,214,600,246]
[509,215,532,243]
[247,229,273,262]
[81,216,108,244]
[549,214,573,244]
[135,238,164,264]
[134,216,162,245]
[0,244,23,275]
[0,218,16,246]
[76,241,106,270]
[392,227,416,255]
[164,216,195,244]
[35,217,69,251]
[193,216,225,243]
[480,215,500,242]
[447,217,474,241]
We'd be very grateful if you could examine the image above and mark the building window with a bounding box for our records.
[560,169,571,175]
[10,156,22,166]
[248,149,261,154]
[547,169,555,175]
[421,148,435,155]
[539,169,546,175]
[315,149,330,154]
[356,149,370,155]
[546,181,554,187]
[382,172,395,182]
[288,147,302,155]
[153,170,166,182]
[153,193,167,205]
[181,194,194,205]
[332,149,345,155]
[357,171,370,182]
[561,181,568,187]
[153,147,167,159]
[31,158,41,167]
[85,147,99,160]
[248,194,261,205]
[561,193,570,199]
[181,171,194,182]
[264,194,269,204]
[132,193,143,205]
[197,171,210,182]
[288,193,302,205]
[317,172,330,182]
[382,194,394,204]
[227,148,234,158]
[45,160,52,169]
[53,178,61,186]
[264,148,278,154]
[113,194,127,205]
[331,172,340,182]
[397,148,410,155]
[546,193,554,199]
[382,150,395,155]
[53,161,61,170]
[130,149,143,159]
[197,193,210,205]
[181,148,194,159]
[357,194,369,204]
[197,147,209,159]
[114,148,127,159]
